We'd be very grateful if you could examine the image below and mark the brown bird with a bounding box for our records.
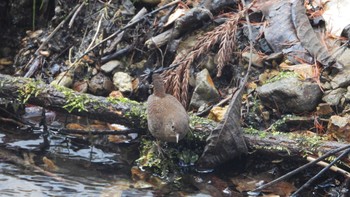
[147,73,189,143]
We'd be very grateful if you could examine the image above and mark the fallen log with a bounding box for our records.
[0,73,146,128]
[0,73,349,162]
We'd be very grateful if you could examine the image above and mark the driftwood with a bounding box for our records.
[0,73,349,163]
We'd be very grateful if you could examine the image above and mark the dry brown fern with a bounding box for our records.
[164,12,241,107]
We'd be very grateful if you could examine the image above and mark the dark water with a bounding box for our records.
[0,125,153,196]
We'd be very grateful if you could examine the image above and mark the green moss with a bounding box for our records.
[269,114,295,132]
[136,138,179,177]
[18,80,44,104]
[245,119,326,156]
[107,96,139,105]
[290,133,325,153]
[136,131,204,178]
[54,84,99,113]
[265,71,299,84]
[253,144,291,155]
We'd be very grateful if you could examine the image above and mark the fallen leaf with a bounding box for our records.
[208,105,228,122]
[43,156,59,171]
[164,8,186,27]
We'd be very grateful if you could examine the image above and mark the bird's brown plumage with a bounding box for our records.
[147,74,189,143]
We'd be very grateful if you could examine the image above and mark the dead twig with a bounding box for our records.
[292,147,350,196]
[253,144,350,192]
[68,2,85,28]
[307,156,350,178]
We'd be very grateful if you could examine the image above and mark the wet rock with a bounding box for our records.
[72,80,88,93]
[88,73,113,96]
[330,69,350,89]
[322,88,347,106]
[327,115,350,141]
[50,71,73,87]
[256,76,322,113]
[190,69,220,109]
[101,60,123,74]
[113,72,133,93]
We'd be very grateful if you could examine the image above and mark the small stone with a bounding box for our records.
[322,82,332,90]
[109,91,124,99]
[316,103,334,115]
[190,69,220,109]
[113,72,133,93]
[257,76,322,113]
[344,86,350,101]
[72,80,88,93]
[50,71,73,87]
[39,50,50,57]
[330,69,350,89]
[88,73,113,96]
[322,88,347,106]
[92,68,98,75]
[101,60,123,74]
[327,115,350,141]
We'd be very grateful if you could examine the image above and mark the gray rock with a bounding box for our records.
[345,86,350,101]
[332,47,350,68]
[322,88,347,106]
[330,69,350,89]
[327,115,350,141]
[190,69,220,109]
[256,76,322,113]
[101,60,123,74]
[88,73,113,96]
[113,72,133,92]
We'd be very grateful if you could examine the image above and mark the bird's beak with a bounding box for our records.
[176,133,179,143]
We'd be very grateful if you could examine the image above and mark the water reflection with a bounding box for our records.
[0,126,140,196]
[0,163,107,196]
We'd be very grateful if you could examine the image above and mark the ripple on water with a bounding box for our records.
[0,163,115,196]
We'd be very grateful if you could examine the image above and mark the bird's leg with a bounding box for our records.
[153,140,165,157]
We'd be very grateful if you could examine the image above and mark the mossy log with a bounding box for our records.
[0,73,349,160]
[0,73,146,128]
